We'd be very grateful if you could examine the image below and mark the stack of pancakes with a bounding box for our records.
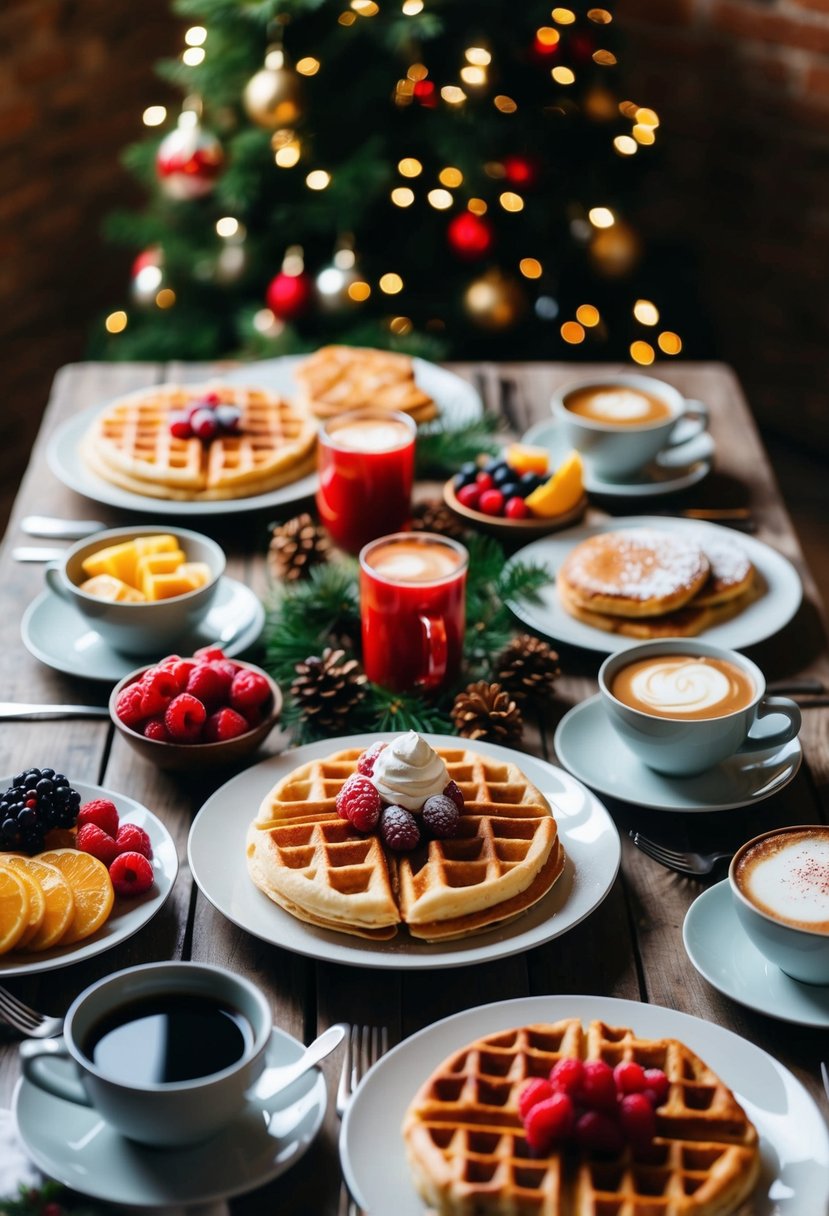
[403,1018,760,1215]
[293,345,438,424]
[82,384,317,501]
[558,528,758,638]
[245,746,565,942]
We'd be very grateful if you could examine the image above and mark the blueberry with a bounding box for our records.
[501,482,520,500]
[493,466,512,486]
[459,461,478,478]
[454,469,477,491]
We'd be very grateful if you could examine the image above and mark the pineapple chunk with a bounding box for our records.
[133,534,180,558]
[81,540,139,587]
[144,571,201,601]
[177,561,211,590]
[80,574,146,603]
[136,551,187,595]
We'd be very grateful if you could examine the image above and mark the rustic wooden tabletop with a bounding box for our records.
[0,360,827,1213]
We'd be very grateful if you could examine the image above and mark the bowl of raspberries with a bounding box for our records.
[109,645,282,771]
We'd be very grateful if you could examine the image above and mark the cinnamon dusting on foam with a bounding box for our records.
[736,829,829,932]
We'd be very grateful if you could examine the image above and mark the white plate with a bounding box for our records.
[523,417,714,497]
[684,881,829,1028]
[340,993,829,1215]
[21,576,264,683]
[0,781,178,977]
[554,694,802,812]
[508,515,803,654]
[13,1025,326,1207]
[187,733,620,970]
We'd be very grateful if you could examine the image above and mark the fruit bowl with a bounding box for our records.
[109,658,282,772]
[443,478,588,541]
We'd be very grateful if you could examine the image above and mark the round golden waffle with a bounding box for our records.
[293,345,439,423]
[403,1019,760,1215]
[81,383,317,501]
[246,746,564,942]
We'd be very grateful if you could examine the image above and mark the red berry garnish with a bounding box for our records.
[478,488,505,517]
[613,1061,647,1095]
[109,851,154,898]
[164,693,207,742]
[642,1068,670,1106]
[202,391,221,407]
[505,496,529,520]
[475,470,494,491]
[203,707,249,742]
[190,408,218,440]
[114,823,153,859]
[230,669,272,714]
[335,775,382,832]
[578,1060,617,1112]
[421,794,460,839]
[573,1109,625,1155]
[140,666,178,717]
[523,1092,575,1152]
[143,716,171,742]
[379,805,420,851]
[193,645,226,663]
[169,411,192,440]
[442,779,464,812]
[77,798,120,837]
[456,483,481,510]
[115,684,146,729]
[518,1077,553,1120]
[76,822,119,866]
[357,741,387,777]
[186,663,229,709]
[160,657,197,691]
[549,1057,585,1096]
[618,1092,657,1147]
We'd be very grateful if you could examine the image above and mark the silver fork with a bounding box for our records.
[337,1024,391,1215]
[629,831,733,878]
[821,1062,829,1104]
[0,986,64,1038]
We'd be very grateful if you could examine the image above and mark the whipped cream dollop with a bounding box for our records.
[370,731,448,812]
[630,659,731,715]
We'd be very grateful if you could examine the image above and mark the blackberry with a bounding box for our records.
[0,767,81,854]
[379,805,420,852]
[422,794,460,839]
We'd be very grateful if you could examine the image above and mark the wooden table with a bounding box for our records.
[0,361,827,1212]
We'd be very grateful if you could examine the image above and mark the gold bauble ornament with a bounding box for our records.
[589,220,642,278]
[243,47,304,130]
[463,269,527,331]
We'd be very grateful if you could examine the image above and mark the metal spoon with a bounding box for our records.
[20,516,105,540]
[253,1023,347,1101]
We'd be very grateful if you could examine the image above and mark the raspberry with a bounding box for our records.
[202,391,221,407]
[523,1093,575,1153]
[357,741,387,777]
[573,1109,624,1155]
[613,1061,647,1095]
[230,669,272,713]
[421,794,460,839]
[618,1093,656,1147]
[518,1077,553,1120]
[456,483,481,510]
[505,496,529,520]
[114,823,153,859]
[164,693,207,742]
[115,684,146,729]
[169,411,192,440]
[210,658,239,686]
[193,645,226,663]
[190,408,218,440]
[379,805,420,851]
[143,717,171,742]
[335,775,381,832]
[642,1068,670,1106]
[549,1057,585,1096]
[77,798,119,837]
[109,851,154,898]
[578,1060,617,1112]
[76,822,119,866]
[478,488,505,517]
[186,664,229,708]
[442,780,465,812]
[203,707,249,742]
[475,470,494,491]
[161,657,196,691]
[140,667,178,717]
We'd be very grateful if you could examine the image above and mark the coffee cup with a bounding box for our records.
[729,826,829,985]
[45,525,225,656]
[19,961,272,1146]
[598,639,801,776]
[551,373,708,479]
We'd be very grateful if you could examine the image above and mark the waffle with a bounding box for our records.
[403,1019,760,1215]
[293,345,439,424]
[81,383,317,501]
[246,746,564,942]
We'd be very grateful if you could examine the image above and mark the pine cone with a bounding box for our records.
[290,647,367,734]
[411,497,469,541]
[496,633,561,705]
[451,680,524,745]
[268,513,332,582]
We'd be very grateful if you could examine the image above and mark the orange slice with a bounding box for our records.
[0,866,31,954]
[0,860,45,948]
[3,855,75,951]
[37,849,114,945]
[504,442,550,476]
[525,450,584,517]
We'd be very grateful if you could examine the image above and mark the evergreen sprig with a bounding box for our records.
[415,414,501,478]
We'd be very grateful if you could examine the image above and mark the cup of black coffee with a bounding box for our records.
[19,961,272,1146]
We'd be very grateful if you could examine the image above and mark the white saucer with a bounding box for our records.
[13,1026,326,1207]
[522,417,714,497]
[21,576,265,683]
[554,694,802,811]
[684,881,829,1027]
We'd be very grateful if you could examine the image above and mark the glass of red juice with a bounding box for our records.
[316,409,416,554]
[359,532,469,695]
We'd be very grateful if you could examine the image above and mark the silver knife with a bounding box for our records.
[0,703,110,719]
[13,547,68,563]
[254,1023,347,1101]
[20,516,105,540]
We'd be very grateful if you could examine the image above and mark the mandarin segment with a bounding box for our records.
[2,855,75,950]
[0,861,45,948]
[0,867,30,954]
[37,848,114,945]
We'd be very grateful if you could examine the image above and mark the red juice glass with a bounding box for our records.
[316,409,416,555]
[359,532,469,695]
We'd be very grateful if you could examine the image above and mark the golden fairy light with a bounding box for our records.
[275,142,301,167]
[552,66,575,85]
[630,340,655,365]
[390,316,413,335]
[441,85,466,104]
[636,107,660,128]
[561,321,585,344]
[379,273,404,294]
[398,157,422,177]
[142,106,167,126]
[658,331,683,355]
[634,299,660,326]
[613,135,637,156]
[351,0,379,14]
[348,281,371,301]
[588,8,612,22]
[461,65,486,86]
[296,57,320,75]
[465,47,491,65]
[335,248,356,269]
[499,192,524,212]
[156,289,176,309]
[519,258,542,278]
[576,304,600,327]
[105,311,128,334]
[185,27,206,45]
[215,217,239,238]
[589,206,615,228]
[253,308,276,333]
[468,198,488,214]
[494,95,518,113]
[283,246,305,275]
[306,169,331,190]
[439,167,463,187]
[402,0,424,12]
[633,124,656,145]
[428,188,453,209]
[407,63,428,81]
[182,47,205,66]
[592,50,617,66]
[391,187,415,206]
[619,100,639,119]
[338,11,357,25]
[536,27,560,46]
[552,8,576,24]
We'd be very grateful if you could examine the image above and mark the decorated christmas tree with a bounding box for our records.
[96,0,685,366]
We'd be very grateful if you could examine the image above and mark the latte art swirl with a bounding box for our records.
[630,660,732,715]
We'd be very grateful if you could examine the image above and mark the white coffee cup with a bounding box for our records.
[551,373,708,479]
[729,826,829,985]
[19,962,272,1146]
[598,640,801,776]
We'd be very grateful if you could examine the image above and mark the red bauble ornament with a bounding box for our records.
[447,212,495,261]
[503,155,541,189]
[413,79,438,108]
[156,115,224,201]
[532,34,559,59]
[265,270,313,320]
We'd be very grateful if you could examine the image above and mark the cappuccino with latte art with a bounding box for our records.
[610,654,756,721]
